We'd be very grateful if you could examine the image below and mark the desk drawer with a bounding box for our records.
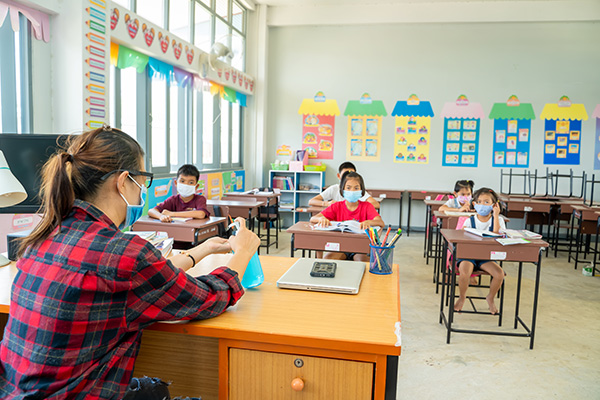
[229,348,373,400]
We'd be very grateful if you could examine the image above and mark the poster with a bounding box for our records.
[440,95,484,167]
[343,93,387,161]
[298,92,340,160]
[392,94,434,164]
[489,95,535,168]
[207,173,223,199]
[540,96,588,165]
[593,105,600,170]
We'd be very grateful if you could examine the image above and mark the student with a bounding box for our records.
[311,171,384,262]
[308,161,379,209]
[0,127,260,400]
[439,179,474,212]
[454,187,506,315]
[148,164,209,222]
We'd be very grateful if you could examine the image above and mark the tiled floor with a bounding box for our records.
[262,229,600,399]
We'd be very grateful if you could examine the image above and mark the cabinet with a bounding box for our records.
[270,170,325,228]
[229,348,373,400]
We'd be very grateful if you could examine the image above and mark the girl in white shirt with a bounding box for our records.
[439,180,474,212]
[455,188,505,315]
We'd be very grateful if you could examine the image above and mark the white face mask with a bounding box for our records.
[177,183,196,198]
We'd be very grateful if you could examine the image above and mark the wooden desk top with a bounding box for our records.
[502,198,552,212]
[0,255,401,356]
[224,191,281,199]
[433,211,473,219]
[367,188,404,199]
[424,200,447,206]
[133,216,226,229]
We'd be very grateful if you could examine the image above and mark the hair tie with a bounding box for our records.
[102,123,112,131]
[65,153,73,163]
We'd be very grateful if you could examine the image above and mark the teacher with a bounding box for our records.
[0,126,259,399]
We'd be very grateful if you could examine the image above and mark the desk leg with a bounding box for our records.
[439,240,448,324]
[407,193,412,236]
[529,253,542,350]
[384,355,398,400]
[290,233,295,258]
[546,212,551,258]
[423,205,430,258]
[398,194,403,231]
[447,247,457,344]
[514,262,523,329]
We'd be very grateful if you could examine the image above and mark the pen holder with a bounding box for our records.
[369,244,394,275]
[241,251,264,288]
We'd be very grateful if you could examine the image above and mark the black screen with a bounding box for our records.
[0,134,70,214]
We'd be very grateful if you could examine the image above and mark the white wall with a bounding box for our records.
[265,21,600,228]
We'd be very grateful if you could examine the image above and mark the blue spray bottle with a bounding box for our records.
[230,220,264,288]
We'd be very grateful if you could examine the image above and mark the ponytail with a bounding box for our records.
[18,127,144,257]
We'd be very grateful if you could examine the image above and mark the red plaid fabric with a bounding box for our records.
[0,200,243,399]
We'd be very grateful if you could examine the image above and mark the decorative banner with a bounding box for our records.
[298,92,340,160]
[343,93,387,162]
[540,96,588,165]
[489,95,535,168]
[594,105,600,170]
[83,0,110,129]
[440,95,484,167]
[391,94,434,164]
[276,145,293,156]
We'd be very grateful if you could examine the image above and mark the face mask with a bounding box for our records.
[457,195,472,205]
[343,190,362,203]
[177,183,196,198]
[119,175,147,230]
[474,203,493,217]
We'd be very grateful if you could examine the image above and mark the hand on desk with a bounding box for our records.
[160,210,173,223]
[458,203,471,213]
[315,217,331,227]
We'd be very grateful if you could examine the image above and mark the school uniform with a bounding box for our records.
[155,194,210,216]
[459,214,506,270]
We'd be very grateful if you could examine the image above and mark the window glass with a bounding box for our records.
[112,0,131,8]
[192,90,200,165]
[120,67,137,138]
[231,30,244,71]
[202,90,214,164]
[169,84,179,171]
[151,79,167,167]
[137,0,165,28]
[220,98,229,164]
[215,0,228,21]
[194,2,212,52]
[200,0,212,8]
[14,32,22,133]
[215,18,229,47]
[231,103,240,164]
[169,0,191,41]
[232,2,244,32]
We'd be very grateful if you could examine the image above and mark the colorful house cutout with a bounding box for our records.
[489,95,535,168]
[540,96,588,165]
[298,92,340,160]
[593,105,600,170]
[344,93,387,162]
[440,95,484,167]
[391,94,434,164]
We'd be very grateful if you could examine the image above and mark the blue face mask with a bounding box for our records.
[343,190,362,203]
[474,203,493,217]
[119,175,147,230]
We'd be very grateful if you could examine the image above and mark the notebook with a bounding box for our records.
[277,258,365,295]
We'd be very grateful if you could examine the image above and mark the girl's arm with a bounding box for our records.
[360,216,385,230]
[492,203,501,233]
[439,204,458,212]
[310,212,331,227]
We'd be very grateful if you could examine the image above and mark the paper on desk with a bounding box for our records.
[496,238,531,246]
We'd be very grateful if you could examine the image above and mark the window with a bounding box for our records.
[150,79,168,168]
[220,98,229,164]
[170,0,191,42]
[193,2,212,52]
[137,0,165,28]
[0,15,32,133]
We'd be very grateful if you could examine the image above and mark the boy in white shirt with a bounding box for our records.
[309,162,379,209]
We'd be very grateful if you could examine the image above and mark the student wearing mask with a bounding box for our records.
[0,127,260,400]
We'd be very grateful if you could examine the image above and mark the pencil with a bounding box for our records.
[374,249,382,271]
[373,228,381,245]
[382,225,391,246]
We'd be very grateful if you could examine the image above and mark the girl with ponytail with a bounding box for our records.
[1,127,259,400]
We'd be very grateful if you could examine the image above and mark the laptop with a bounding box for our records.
[277,258,366,295]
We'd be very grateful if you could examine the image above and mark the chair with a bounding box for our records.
[256,196,280,254]
[207,204,230,238]
[528,168,552,198]
[500,168,530,197]
[550,169,586,198]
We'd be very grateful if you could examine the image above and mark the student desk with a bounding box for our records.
[569,204,600,269]
[423,200,447,263]
[501,198,553,241]
[0,255,401,400]
[132,216,226,245]
[367,189,404,230]
[207,199,266,233]
[405,189,451,236]
[286,221,371,258]
[439,229,548,349]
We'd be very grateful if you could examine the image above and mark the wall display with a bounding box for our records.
[540,96,588,165]
[391,94,434,164]
[594,105,600,170]
[298,92,340,160]
[344,93,387,161]
[440,95,484,167]
[489,95,535,168]
[83,0,110,129]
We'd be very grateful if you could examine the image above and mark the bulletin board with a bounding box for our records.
[344,93,387,162]
[440,95,484,168]
[593,105,600,170]
[391,94,434,164]
[540,96,588,165]
[298,92,340,160]
[489,96,535,168]
[207,173,223,199]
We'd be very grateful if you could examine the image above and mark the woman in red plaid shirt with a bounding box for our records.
[0,127,259,400]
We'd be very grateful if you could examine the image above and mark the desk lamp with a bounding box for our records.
[0,150,27,267]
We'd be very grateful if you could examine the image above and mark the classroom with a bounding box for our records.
[0,0,599,399]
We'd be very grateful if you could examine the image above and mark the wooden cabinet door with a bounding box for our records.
[229,348,373,400]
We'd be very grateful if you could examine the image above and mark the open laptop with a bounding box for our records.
[277,258,366,295]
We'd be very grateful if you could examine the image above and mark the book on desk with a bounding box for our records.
[312,220,374,234]
[464,227,503,238]
[125,231,174,256]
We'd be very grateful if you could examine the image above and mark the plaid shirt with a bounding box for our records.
[0,200,244,400]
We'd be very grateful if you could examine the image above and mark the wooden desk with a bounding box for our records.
[439,229,548,349]
[132,216,226,245]
[501,198,553,239]
[287,221,371,258]
[406,189,451,236]
[207,199,266,220]
[0,256,402,399]
[368,189,404,230]
[569,204,600,269]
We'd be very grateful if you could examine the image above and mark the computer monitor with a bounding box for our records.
[0,134,71,214]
